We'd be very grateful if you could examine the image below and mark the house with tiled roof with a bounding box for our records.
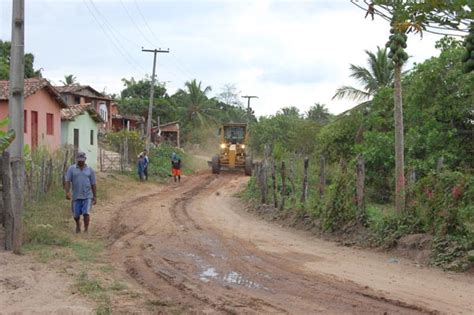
[54,84,112,132]
[61,103,104,168]
[0,78,67,151]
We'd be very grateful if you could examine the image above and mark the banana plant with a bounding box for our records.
[0,118,16,152]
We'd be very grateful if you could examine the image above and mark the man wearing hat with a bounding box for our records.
[65,152,97,233]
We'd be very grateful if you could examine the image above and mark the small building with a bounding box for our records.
[153,121,180,148]
[0,78,67,151]
[61,103,104,169]
[110,102,144,132]
[54,85,112,132]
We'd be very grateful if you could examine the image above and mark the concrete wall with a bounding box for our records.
[0,89,62,151]
[61,111,99,169]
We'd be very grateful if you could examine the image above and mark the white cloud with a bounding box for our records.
[0,0,446,117]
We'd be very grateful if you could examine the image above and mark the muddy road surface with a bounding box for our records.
[109,173,473,314]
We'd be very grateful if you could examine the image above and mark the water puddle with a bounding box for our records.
[199,267,219,283]
[222,271,262,289]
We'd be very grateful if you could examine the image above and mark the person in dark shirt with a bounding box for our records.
[171,152,181,183]
[137,154,145,182]
[143,151,149,180]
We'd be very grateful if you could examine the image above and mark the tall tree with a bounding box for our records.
[0,40,41,80]
[332,47,393,102]
[306,103,333,125]
[351,0,471,214]
[217,83,242,107]
[60,74,78,86]
[176,79,214,126]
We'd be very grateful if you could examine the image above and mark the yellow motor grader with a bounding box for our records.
[211,123,253,176]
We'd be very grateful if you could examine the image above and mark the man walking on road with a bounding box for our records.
[65,152,97,233]
[171,152,181,183]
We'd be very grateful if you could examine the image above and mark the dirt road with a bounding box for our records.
[109,173,474,314]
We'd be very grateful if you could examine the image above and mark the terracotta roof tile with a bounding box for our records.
[0,78,68,108]
[61,103,104,123]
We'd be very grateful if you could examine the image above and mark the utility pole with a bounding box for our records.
[142,48,169,151]
[8,0,25,254]
[241,95,258,122]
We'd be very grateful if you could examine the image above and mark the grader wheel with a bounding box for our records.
[212,155,220,174]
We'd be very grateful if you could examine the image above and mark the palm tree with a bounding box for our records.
[177,79,214,126]
[306,103,332,125]
[60,74,78,86]
[332,47,393,102]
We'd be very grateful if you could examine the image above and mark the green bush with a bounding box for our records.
[321,168,356,231]
[147,144,191,179]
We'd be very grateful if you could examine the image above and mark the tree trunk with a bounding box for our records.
[394,64,405,213]
[356,155,365,223]
[2,152,13,250]
[319,156,325,198]
[301,157,309,203]
[279,161,286,211]
[271,161,278,208]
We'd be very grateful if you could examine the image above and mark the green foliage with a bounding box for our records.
[106,130,144,165]
[0,117,15,152]
[413,171,473,237]
[250,110,321,156]
[367,205,423,248]
[316,111,363,163]
[333,47,394,101]
[147,144,191,179]
[462,23,474,73]
[321,168,356,231]
[0,39,42,79]
[306,103,333,125]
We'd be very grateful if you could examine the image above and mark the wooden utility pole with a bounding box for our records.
[142,48,169,151]
[8,0,25,254]
[241,95,258,121]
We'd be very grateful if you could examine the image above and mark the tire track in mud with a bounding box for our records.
[110,174,437,314]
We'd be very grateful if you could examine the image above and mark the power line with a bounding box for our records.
[116,0,187,81]
[119,0,155,47]
[132,0,197,82]
[85,0,147,73]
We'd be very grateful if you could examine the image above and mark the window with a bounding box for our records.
[74,96,80,104]
[90,130,94,145]
[24,110,27,133]
[99,102,108,122]
[46,113,54,135]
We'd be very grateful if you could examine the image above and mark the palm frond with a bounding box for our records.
[332,86,371,102]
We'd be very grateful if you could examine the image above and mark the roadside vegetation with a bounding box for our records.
[244,38,474,271]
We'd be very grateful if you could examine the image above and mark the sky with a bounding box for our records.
[0,0,446,116]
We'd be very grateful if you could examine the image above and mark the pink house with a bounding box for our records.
[0,78,67,151]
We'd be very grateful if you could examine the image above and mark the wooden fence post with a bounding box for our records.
[2,151,13,250]
[356,155,365,223]
[319,156,325,199]
[301,157,309,203]
[271,161,278,208]
[279,161,286,211]
[288,158,296,207]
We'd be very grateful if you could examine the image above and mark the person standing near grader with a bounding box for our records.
[65,152,97,233]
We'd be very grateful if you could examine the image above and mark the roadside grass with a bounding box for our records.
[22,174,145,314]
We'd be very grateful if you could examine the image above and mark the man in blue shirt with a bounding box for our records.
[65,152,97,233]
